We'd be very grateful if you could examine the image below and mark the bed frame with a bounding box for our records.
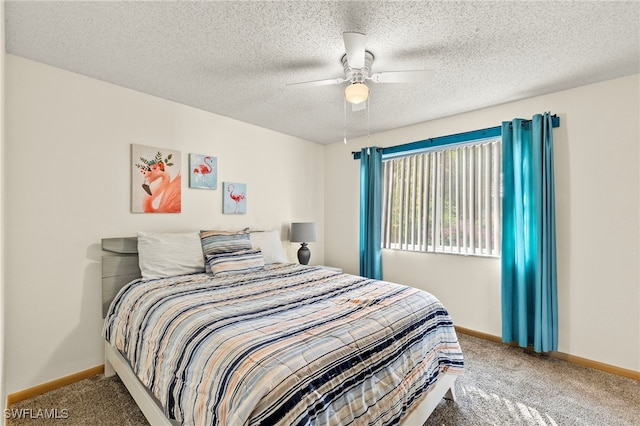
[101,237,457,425]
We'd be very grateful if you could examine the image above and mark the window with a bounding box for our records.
[381,138,501,256]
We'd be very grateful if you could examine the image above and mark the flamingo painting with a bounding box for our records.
[223,182,247,214]
[189,154,217,189]
[132,144,181,213]
[142,163,181,213]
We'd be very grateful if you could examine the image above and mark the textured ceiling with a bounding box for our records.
[5,1,640,145]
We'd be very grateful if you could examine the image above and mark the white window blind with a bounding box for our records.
[382,138,501,256]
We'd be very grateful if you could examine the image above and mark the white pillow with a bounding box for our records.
[137,231,205,280]
[250,229,288,264]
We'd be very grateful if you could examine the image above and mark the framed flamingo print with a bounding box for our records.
[189,153,217,189]
[223,182,247,214]
[131,144,181,213]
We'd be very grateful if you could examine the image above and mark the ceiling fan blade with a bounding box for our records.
[369,70,435,83]
[351,101,367,112]
[287,77,347,88]
[343,32,366,68]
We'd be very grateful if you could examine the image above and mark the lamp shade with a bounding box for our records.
[344,82,369,104]
[290,222,317,243]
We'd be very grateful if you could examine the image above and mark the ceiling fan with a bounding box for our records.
[288,32,435,111]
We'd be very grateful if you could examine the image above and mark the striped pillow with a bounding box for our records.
[206,249,265,276]
[200,228,251,271]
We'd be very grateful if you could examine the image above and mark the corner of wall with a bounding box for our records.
[1,0,7,415]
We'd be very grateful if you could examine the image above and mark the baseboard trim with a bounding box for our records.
[550,352,640,381]
[6,365,104,407]
[454,326,640,381]
[455,326,503,344]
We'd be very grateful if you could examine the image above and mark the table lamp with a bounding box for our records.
[290,222,317,265]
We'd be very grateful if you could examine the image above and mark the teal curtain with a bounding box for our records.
[501,113,558,353]
[359,147,383,279]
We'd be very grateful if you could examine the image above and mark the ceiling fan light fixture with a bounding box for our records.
[345,82,369,104]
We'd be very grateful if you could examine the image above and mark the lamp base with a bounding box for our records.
[297,243,311,265]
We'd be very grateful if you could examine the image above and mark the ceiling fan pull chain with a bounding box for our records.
[367,94,371,144]
[343,97,347,144]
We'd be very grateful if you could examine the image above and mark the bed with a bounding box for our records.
[101,231,463,425]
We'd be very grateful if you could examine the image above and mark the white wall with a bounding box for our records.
[4,55,326,394]
[325,74,640,372]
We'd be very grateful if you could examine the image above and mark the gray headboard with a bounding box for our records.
[102,237,140,317]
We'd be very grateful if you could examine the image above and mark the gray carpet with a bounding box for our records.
[425,334,640,425]
[8,333,640,425]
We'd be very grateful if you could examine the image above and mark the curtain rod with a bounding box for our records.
[352,114,560,160]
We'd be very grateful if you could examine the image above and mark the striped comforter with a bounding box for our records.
[103,264,464,425]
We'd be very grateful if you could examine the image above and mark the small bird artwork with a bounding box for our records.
[189,154,217,189]
[223,182,246,214]
[193,157,213,178]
